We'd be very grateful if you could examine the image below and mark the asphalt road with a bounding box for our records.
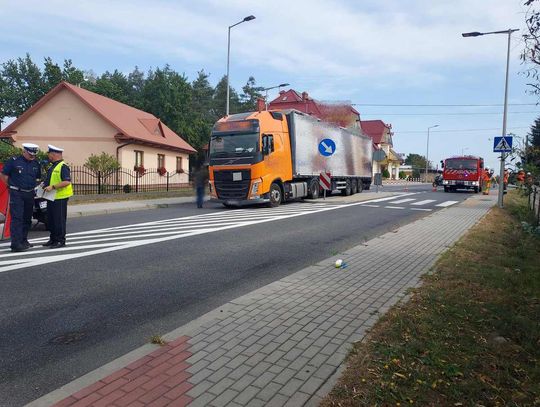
[0,184,471,406]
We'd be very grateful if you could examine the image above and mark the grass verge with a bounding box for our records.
[321,191,540,406]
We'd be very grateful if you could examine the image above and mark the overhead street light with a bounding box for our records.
[226,15,256,116]
[262,83,290,109]
[426,125,439,182]
[462,28,519,208]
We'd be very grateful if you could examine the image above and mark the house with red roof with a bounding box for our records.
[361,120,401,179]
[0,81,196,182]
[268,90,362,130]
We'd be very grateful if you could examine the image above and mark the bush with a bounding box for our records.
[123,184,132,193]
[84,152,120,174]
[382,168,390,178]
[399,171,406,179]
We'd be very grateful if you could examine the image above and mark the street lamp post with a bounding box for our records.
[426,125,439,182]
[262,83,290,109]
[226,15,256,116]
[462,28,519,208]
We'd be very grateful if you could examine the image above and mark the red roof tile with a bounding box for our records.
[360,120,389,145]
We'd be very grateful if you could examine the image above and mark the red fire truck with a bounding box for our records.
[440,155,484,193]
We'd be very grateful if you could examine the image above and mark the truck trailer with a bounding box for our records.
[208,109,373,207]
[441,155,484,193]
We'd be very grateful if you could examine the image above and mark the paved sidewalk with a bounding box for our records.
[29,194,496,407]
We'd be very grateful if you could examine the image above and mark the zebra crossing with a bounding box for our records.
[358,195,459,212]
[0,193,461,273]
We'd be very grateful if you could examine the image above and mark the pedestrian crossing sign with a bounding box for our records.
[493,136,512,152]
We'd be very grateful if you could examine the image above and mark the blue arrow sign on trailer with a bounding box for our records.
[493,136,513,152]
[318,139,336,156]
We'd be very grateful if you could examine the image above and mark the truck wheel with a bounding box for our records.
[268,183,282,207]
[351,180,358,194]
[341,180,352,196]
[358,181,364,193]
[444,186,449,192]
[474,187,479,193]
[308,179,320,199]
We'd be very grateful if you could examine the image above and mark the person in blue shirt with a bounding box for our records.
[0,143,42,252]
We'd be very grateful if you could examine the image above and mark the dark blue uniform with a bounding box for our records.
[2,155,41,250]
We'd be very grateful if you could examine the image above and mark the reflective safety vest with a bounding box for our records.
[51,161,73,199]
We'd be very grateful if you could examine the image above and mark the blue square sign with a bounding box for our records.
[493,136,512,152]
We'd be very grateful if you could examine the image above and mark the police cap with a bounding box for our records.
[48,144,64,153]
[22,143,39,155]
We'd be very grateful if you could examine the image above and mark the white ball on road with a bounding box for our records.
[335,259,343,268]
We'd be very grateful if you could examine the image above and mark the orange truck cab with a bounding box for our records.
[440,155,484,193]
[208,109,373,207]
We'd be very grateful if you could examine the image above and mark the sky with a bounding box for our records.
[1,0,539,170]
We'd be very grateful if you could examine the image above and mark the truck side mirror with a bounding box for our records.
[440,160,444,168]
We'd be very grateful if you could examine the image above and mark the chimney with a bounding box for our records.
[256,97,266,112]
[302,91,309,101]
[279,90,286,95]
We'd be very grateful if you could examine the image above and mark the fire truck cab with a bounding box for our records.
[440,155,484,193]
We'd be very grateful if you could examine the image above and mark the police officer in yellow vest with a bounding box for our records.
[42,144,73,248]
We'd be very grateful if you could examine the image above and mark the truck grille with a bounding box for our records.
[214,170,251,200]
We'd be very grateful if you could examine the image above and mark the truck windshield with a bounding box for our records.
[209,132,260,164]
[445,159,478,171]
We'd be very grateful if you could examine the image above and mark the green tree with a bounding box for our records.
[0,53,46,118]
[127,66,146,109]
[213,75,241,118]
[190,70,215,151]
[240,76,264,111]
[142,65,194,144]
[524,116,540,172]
[85,70,131,104]
[42,57,63,89]
[405,153,428,178]
[522,1,540,97]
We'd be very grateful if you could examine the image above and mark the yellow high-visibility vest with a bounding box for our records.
[50,161,73,199]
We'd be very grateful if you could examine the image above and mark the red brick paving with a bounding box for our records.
[51,336,194,407]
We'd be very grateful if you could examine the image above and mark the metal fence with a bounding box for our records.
[70,166,191,195]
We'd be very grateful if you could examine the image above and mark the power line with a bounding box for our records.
[397,127,528,134]
[353,103,538,107]
[361,111,538,116]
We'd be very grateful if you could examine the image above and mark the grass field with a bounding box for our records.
[321,191,540,406]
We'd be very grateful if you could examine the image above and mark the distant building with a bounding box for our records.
[0,81,196,181]
[361,120,401,179]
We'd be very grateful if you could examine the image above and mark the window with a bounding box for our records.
[157,154,165,169]
[176,157,183,173]
[135,150,144,167]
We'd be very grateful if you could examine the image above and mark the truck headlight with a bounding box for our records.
[250,179,262,199]
[443,180,449,185]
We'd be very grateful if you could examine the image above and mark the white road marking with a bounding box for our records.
[436,201,459,207]
[384,206,406,210]
[411,199,437,206]
[0,193,422,273]
[411,208,433,212]
[387,198,416,204]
